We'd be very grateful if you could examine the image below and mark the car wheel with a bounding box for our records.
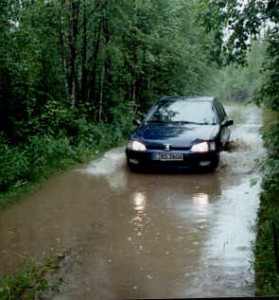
[127,161,141,172]
[207,158,219,172]
[223,141,230,151]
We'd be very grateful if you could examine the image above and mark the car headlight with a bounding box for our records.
[128,140,147,151]
[191,142,216,153]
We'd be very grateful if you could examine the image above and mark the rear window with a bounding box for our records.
[146,100,216,124]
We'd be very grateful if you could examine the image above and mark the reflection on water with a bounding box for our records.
[133,192,146,238]
[193,193,209,215]
[133,192,147,212]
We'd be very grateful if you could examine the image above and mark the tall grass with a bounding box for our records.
[0,252,67,300]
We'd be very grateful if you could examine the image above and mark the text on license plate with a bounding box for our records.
[153,153,184,161]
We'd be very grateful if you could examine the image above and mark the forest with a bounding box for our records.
[0,0,278,297]
[0,0,220,195]
[0,0,267,196]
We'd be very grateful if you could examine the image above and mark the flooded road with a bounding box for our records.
[0,104,265,299]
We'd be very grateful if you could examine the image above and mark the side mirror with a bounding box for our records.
[225,119,234,126]
[133,119,141,126]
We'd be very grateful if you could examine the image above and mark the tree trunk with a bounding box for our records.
[88,21,102,106]
[98,64,105,122]
[59,26,70,103]
[80,0,87,104]
[68,0,79,106]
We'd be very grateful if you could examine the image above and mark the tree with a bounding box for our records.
[198,0,278,110]
[1,0,217,143]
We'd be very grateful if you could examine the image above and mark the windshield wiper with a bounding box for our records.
[147,120,212,125]
[171,121,201,125]
[173,121,217,125]
[146,120,168,123]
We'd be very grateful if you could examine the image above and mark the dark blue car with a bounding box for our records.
[125,96,233,172]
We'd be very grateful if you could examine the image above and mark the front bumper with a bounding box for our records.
[125,148,219,171]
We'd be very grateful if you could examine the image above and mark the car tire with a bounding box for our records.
[207,158,219,172]
[127,161,141,172]
[223,141,230,151]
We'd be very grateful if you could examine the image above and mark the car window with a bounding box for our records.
[214,99,226,123]
[146,100,217,124]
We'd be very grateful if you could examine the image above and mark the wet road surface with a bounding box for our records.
[0,104,265,299]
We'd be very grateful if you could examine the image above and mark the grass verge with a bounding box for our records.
[255,111,279,295]
[0,250,70,300]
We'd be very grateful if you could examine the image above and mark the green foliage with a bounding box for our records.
[262,122,279,159]
[255,158,279,295]
[1,0,217,141]
[0,120,130,206]
[210,41,266,102]
[198,0,279,109]
[0,144,30,192]
[255,113,279,296]
[0,253,66,300]
[256,28,279,112]
[0,98,133,205]
[198,0,269,66]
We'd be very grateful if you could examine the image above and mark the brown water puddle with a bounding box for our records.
[0,104,264,299]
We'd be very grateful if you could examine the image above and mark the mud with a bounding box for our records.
[0,104,264,299]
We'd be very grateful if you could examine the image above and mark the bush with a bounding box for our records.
[255,113,279,295]
[0,143,30,191]
[0,113,132,206]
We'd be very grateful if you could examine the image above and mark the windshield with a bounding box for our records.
[146,100,216,125]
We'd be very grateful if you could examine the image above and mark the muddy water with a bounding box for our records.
[0,104,264,299]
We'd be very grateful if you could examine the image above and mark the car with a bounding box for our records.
[125,96,233,172]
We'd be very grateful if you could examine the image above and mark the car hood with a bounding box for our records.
[131,123,219,147]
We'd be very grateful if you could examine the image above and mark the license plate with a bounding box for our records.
[152,153,184,161]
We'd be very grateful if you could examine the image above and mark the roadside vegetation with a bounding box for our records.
[0,250,69,300]
[0,0,278,298]
[209,41,265,103]
[255,108,279,295]
[0,111,132,208]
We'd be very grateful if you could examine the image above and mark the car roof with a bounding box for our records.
[157,96,215,103]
